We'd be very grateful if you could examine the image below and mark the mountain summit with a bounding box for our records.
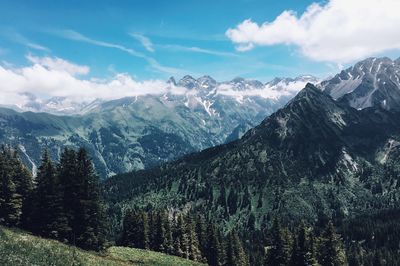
[322,57,400,110]
[0,75,317,177]
[105,81,400,232]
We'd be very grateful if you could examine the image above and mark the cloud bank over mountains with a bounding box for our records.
[226,0,400,63]
[0,55,178,107]
[0,55,315,109]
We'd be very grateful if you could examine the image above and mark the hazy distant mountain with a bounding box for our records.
[0,75,318,177]
[4,75,318,116]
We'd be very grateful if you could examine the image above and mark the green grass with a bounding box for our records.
[0,226,205,266]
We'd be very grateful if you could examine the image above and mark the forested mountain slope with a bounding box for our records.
[104,83,400,233]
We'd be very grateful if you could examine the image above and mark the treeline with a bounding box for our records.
[0,146,106,251]
[261,219,346,266]
[342,209,400,266]
[120,210,350,266]
[120,210,248,266]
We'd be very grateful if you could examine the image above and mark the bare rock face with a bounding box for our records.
[0,75,318,178]
[322,57,400,111]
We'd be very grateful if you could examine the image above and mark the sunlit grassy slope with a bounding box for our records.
[0,226,204,266]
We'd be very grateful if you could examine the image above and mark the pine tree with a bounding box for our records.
[186,215,202,261]
[12,154,33,229]
[195,215,208,261]
[226,230,249,266]
[57,147,79,242]
[0,147,22,226]
[153,211,167,252]
[176,214,190,259]
[32,149,69,239]
[318,221,346,266]
[266,218,291,266]
[140,211,150,250]
[205,222,224,266]
[290,222,318,266]
[162,211,173,254]
[120,210,136,247]
[120,209,149,249]
[74,148,106,250]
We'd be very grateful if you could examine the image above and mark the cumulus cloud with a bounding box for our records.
[130,33,154,52]
[26,54,90,76]
[226,0,400,63]
[0,55,187,107]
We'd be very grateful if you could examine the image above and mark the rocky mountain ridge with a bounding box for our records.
[0,75,318,177]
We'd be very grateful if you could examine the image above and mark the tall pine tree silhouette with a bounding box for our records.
[0,147,22,226]
[33,149,69,239]
[74,148,106,250]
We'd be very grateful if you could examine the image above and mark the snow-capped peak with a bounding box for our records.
[322,57,400,110]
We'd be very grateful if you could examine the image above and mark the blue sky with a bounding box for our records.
[0,0,344,81]
[0,0,399,94]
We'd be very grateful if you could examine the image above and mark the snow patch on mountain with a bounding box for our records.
[6,75,320,115]
[18,144,38,177]
[322,57,400,110]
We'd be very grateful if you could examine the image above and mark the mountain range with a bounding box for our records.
[2,56,399,180]
[104,57,400,231]
[321,57,400,110]
[0,75,317,177]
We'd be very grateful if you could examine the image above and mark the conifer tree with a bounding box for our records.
[266,218,291,266]
[140,211,150,250]
[121,209,149,249]
[318,221,346,266]
[195,215,208,260]
[162,211,174,254]
[185,215,202,261]
[176,214,190,259]
[205,222,224,266]
[0,149,22,226]
[226,230,249,266]
[153,211,167,252]
[12,154,33,229]
[290,222,318,266]
[33,149,69,239]
[120,210,136,247]
[0,147,26,226]
[74,148,106,250]
[57,147,79,242]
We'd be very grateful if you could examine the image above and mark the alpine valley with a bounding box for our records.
[103,57,400,264]
[2,0,400,265]
[2,57,400,266]
[0,75,318,177]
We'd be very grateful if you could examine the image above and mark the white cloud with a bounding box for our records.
[226,0,400,63]
[58,29,144,57]
[0,56,188,107]
[54,29,185,75]
[9,32,50,52]
[130,33,154,52]
[26,54,90,76]
[162,44,238,57]
[216,79,311,101]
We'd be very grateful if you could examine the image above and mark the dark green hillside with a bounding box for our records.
[104,84,400,228]
[104,84,400,264]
